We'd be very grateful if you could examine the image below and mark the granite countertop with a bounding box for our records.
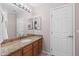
[1,35,42,56]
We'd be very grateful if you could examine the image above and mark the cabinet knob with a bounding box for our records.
[51,32,53,34]
[51,48,53,51]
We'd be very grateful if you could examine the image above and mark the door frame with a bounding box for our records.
[50,4,75,56]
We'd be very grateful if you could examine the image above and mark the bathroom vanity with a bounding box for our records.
[1,35,43,56]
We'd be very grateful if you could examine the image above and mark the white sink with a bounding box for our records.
[20,39,32,43]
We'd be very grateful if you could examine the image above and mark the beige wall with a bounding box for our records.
[75,3,79,56]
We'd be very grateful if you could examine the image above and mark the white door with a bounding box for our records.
[50,5,74,56]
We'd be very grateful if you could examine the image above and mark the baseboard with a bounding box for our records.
[42,50,50,56]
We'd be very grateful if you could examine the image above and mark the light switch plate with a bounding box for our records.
[76,30,79,33]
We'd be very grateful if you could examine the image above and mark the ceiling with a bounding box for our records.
[0,3,68,14]
[27,3,67,8]
[0,3,30,14]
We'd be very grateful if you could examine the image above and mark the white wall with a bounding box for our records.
[33,7,50,52]
[30,3,68,53]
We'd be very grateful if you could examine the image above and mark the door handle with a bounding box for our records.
[51,32,53,34]
[67,36,73,38]
[51,48,53,51]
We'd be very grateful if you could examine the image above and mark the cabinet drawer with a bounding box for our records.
[23,49,33,56]
[23,44,32,53]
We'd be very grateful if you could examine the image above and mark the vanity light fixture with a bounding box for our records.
[12,3,31,13]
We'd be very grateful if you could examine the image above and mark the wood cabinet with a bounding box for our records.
[8,38,42,56]
[38,39,42,54]
[23,44,33,56]
[33,41,39,56]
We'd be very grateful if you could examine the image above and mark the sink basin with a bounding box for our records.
[20,39,32,43]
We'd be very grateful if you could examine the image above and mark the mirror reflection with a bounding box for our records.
[0,3,34,42]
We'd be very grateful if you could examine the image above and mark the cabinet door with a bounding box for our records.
[9,49,22,56]
[23,44,33,56]
[33,41,39,56]
[38,39,42,54]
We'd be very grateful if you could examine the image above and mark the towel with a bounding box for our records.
[0,7,8,43]
[0,8,3,43]
[2,9,8,40]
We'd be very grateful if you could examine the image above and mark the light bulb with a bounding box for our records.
[12,3,31,13]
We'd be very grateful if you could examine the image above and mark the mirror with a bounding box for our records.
[0,3,32,41]
[0,3,41,42]
[28,16,41,30]
[33,16,41,30]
